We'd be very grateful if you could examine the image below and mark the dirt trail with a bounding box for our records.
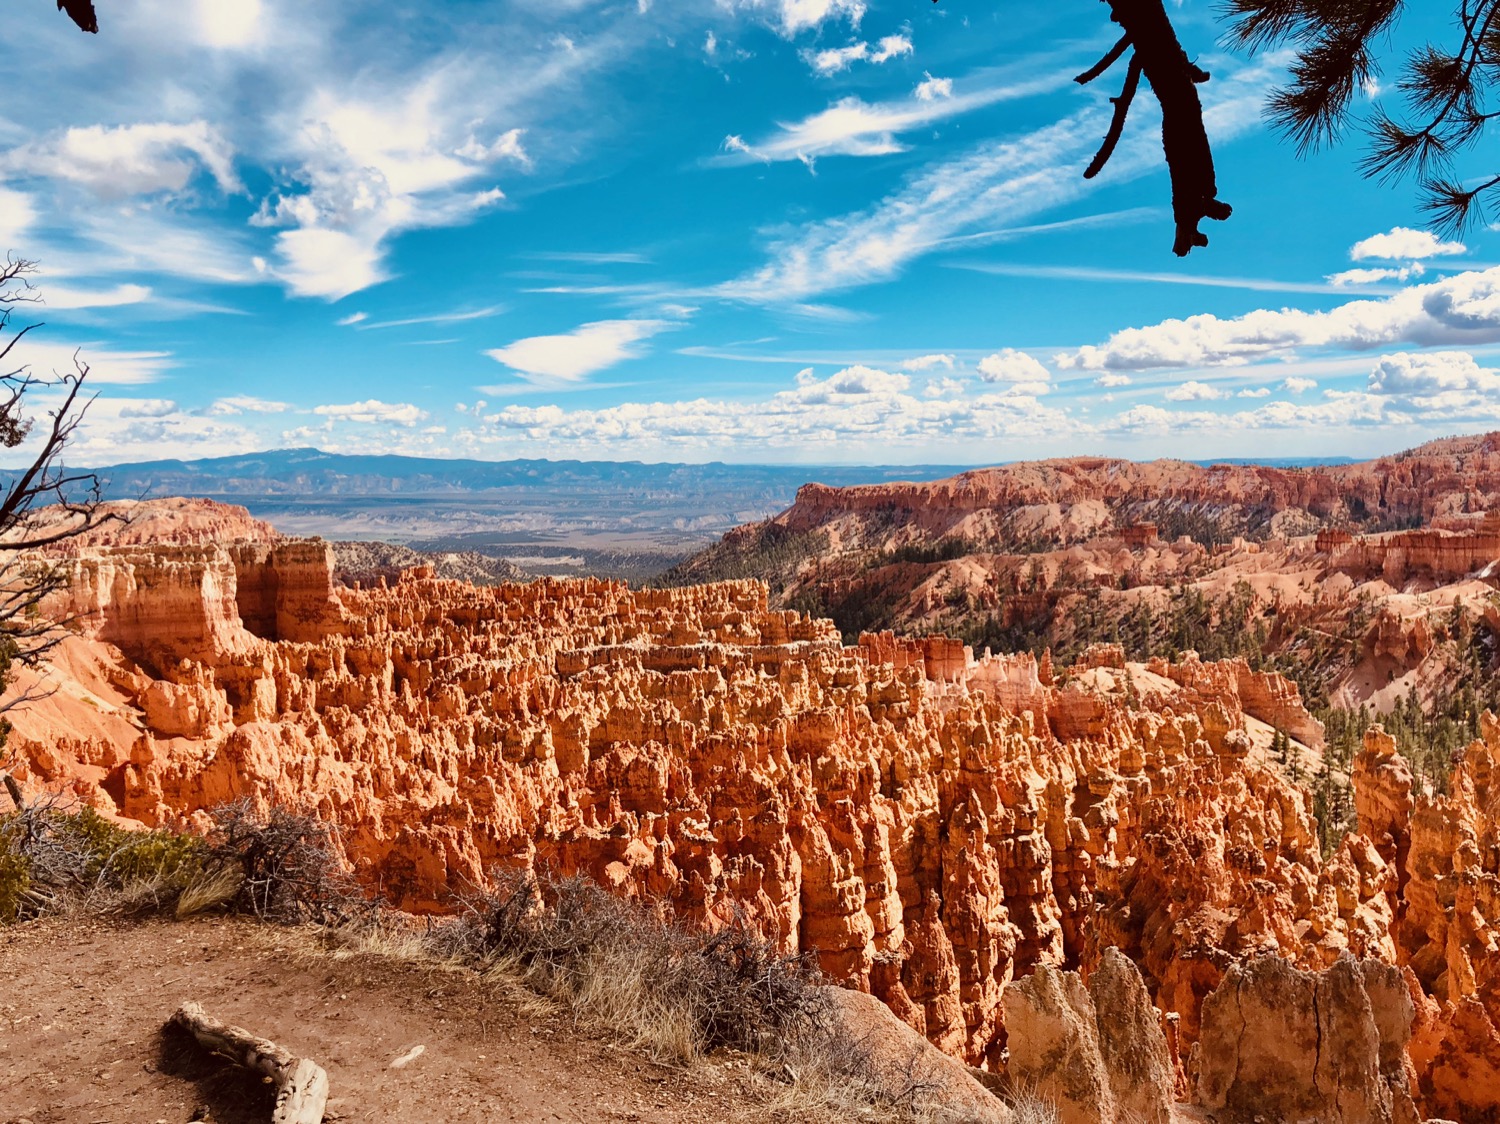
[0,916,749,1124]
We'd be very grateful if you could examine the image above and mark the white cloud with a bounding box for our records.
[0,187,37,246]
[716,74,1062,165]
[901,353,954,371]
[1366,351,1500,397]
[1164,380,1226,401]
[117,398,178,418]
[42,283,152,310]
[923,376,965,397]
[8,339,174,385]
[1093,373,1131,388]
[36,396,264,465]
[1237,386,1271,398]
[914,73,953,101]
[5,121,241,198]
[483,318,673,384]
[337,311,368,326]
[977,348,1049,383]
[1059,266,1500,371]
[271,228,388,300]
[1281,376,1317,394]
[476,362,1070,454]
[1350,226,1465,261]
[208,395,291,415]
[192,0,265,49]
[313,399,430,426]
[359,306,503,330]
[742,0,866,38]
[791,364,909,400]
[251,69,537,298]
[1327,264,1424,286]
[804,33,911,75]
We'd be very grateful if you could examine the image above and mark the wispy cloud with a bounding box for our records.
[953,261,1391,295]
[715,73,1066,165]
[356,305,505,330]
[521,251,652,265]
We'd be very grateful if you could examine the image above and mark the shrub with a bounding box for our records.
[206,798,368,925]
[441,871,830,1061]
[0,797,368,926]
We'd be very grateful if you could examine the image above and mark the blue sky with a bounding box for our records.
[3,0,1500,466]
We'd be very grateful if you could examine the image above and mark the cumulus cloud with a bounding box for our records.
[804,34,911,75]
[483,319,673,384]
[1350,226,1465,261]
[914,73,953,101]
[902,353,955,371]
[977,348,1049,384]
[1237,386,1271,398]
[1367,351,1500,398]
[313,399,429,426]
[1093,373,1131,388]
[1164,380,1226,401]
[1058,266,1500,371]
[477,362,1069,453]
[1281,376,1317,394]
[791,364,909,400]
[923,376,965,398]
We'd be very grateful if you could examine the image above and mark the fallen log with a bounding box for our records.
[167,1000,329,1124]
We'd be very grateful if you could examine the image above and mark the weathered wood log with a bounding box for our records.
[168,1000,329,1124]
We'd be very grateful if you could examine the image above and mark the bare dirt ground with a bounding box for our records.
[0,915,756,1124]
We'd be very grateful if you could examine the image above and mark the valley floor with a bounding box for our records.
[0,916,743,1124]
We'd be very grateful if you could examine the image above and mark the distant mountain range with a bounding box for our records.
[81,448,980,499]
[75,447,1359,499]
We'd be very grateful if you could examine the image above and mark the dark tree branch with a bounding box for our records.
[1096,0,1232,255]
[1076,34,1132,86]
[1085,55,1144,179]
[57,0,98,34]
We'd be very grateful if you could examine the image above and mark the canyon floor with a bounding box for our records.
[0,915,748,1124]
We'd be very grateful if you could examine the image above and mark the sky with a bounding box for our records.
[2,0,1500,467]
